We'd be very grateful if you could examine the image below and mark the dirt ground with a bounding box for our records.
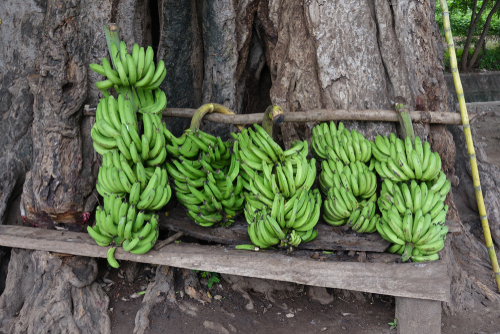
[468,101,500,169]
[102,102,500,334]
[103,260,500,334]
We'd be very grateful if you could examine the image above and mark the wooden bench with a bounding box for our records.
[0,224,450,333]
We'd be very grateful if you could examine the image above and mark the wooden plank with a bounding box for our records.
[83,107,470,125]
[0,225,450,302]
[159,207,391,252]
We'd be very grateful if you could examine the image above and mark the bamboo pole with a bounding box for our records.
[440,0,500,291]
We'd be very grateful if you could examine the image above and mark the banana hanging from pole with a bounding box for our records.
[88,28,172,267]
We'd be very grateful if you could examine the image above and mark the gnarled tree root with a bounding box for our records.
[0,249,110,334]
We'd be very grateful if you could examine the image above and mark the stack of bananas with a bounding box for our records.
[87,40,172,266]
[378,175,451,219]
[371,134,442,182]
[312,122,379,233]
[319,160,377,199]
[232,125,313,197]
[90,41,167,97]
[233,125,321,249]
[372,133,450,262]
[376,204,449,262]
[311,122,372,164]
[322,187,379,233]
[164,128,243,227]
[244,189,321,248]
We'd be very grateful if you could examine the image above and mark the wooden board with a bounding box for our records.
[0,225,450,302]
[159,207,391,252]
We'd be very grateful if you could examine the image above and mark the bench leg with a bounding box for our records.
[395,297,441,334]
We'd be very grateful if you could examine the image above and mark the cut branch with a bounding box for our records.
[134,108,466,125]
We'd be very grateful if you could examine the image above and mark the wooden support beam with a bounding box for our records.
[83,107,470,125]
[0,225,450,302]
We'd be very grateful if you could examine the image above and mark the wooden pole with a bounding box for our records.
[440,0,500,291]
[84,106,469,125]
[159,108,465,125]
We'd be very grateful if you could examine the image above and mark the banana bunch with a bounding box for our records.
[232,126,313,199]
[372,134,442,182]
[322,185,379,233]
[376,204,448,262]
[319,159,377,199]
[311,122,372,164]
[231,125,288,165]
[164,127,232,163]
[165,130,243,226]
[239,153,316,201]
[89,38,173,266]
[378,176,450,220]
[244,190,321,248]
[90,41,167,94]
[87,202,160,256]
[91,94,167,166]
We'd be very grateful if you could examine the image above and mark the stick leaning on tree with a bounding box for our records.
[440,0,500,292]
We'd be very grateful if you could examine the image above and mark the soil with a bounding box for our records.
[101,259,500,334]
[468,101,500,169]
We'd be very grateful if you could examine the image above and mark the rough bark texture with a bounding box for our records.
[1,1,130,332]
[19,0,103,228]
[256,0,499,311]
[155,0,264,138]
[133,266,176,334]
[157,0,204,137]
[1,0,500,328]
[0,250,110,334]
[0,0,43,224]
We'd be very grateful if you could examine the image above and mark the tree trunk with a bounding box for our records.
[0,250,111,334]
[1,0,500,330]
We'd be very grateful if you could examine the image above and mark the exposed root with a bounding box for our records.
[133,266,176,334]
[0,249,110,334]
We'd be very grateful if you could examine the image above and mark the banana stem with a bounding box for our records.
[189,103,244,132]
[395,102,415,144]
[262,105,284,137]
[103,24,136,108]
[440,0,500,292]
[104,24,120,69]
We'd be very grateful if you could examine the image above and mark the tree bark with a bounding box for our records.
[1,0,500,328]
[0,0,143,332]
[0,250,111,334]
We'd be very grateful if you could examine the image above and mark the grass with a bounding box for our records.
[443,45,500,72]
